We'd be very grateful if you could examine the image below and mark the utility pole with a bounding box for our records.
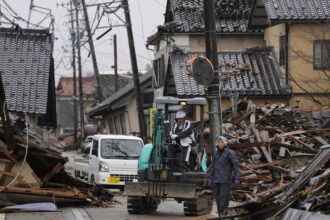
[27,0,34,28]
[122,0,146,140]
[113,34,118,92]
[70,0,78,143]
[203,0,222,156]
[75,4,85,139]
[81,0,103,102]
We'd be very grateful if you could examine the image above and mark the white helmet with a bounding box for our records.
[175,110,186,119]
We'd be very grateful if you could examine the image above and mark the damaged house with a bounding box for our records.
[0,28,56,127]
[0,28,110,207]
[147,0,329,117]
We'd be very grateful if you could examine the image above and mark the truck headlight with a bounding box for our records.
[99,161,109,172]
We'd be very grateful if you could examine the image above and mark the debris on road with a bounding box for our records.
[214,99,330,218]
[0,113,114,210]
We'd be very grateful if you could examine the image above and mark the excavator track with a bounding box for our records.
[183,194,213,216]
[127,196,158,214]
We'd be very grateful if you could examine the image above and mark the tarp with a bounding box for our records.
[5,202,57,211]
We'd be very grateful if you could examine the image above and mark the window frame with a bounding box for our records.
[313,40,330,70]
[114,115,121,134]
[108,118,115,134]
[153,58,161,88]
[119,114,126,135]
[279,35,287,67]
[92,139,99,156]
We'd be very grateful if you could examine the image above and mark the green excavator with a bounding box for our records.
[124,96,213,216]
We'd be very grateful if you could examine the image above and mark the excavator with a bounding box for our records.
[124,96,213,216]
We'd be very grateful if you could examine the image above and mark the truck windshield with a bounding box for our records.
[100,139,143,159]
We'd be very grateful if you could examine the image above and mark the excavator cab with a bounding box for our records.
[124,96,213,216]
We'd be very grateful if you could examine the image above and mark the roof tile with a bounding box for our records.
[169,47,290,97]
[170,0,262,33]
[263,0,330,21]
[0,29,52,114]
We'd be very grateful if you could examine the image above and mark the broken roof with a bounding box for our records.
[0,28,55,116]
[168,46,290,97]
[166,0,265,33]
[263,0,330,22]
[147,0,267,46]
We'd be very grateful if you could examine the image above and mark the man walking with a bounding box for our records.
[208,136,240,216]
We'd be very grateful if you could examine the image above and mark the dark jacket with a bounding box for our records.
[210,146,239,183]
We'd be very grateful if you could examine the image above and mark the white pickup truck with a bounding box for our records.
[73,134,144,189]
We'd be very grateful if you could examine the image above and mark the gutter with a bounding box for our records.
[285,22,290,91]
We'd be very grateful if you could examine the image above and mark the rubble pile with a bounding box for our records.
[0,114,113,209]
[222,99,330,218]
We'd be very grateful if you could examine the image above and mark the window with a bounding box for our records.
[108,118,115,134]
[100,139,143,159]
[314,40,330,70]
[153,59,160,87]
[92,140,98,156]
[160,55,165,85]
[114,116,121,134]
[119,114,126,134]
[279,35,287,67]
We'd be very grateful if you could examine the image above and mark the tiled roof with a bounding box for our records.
[263,0,330,21]
[169,46,290,97]
[168,0,262,33]
[0,28,53,115]
[56,75,131,98]
[56,77,96,97]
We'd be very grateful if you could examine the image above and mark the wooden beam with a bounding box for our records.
[240,163,261,175]
[0,161,15,185]
[30,151,64,160]
[266,165,289,175]
[0,170,17,177]
[277,128,330,138]
[42,162,64,184]
[253,128,273,163]
[0,158,12,163]
[257,106,277,123]
[0,149,19,164]
[0,186,89,200]
[0,129,67,162]
[289,135,317,153]
[0,72,15,151]
[233,107,256,124]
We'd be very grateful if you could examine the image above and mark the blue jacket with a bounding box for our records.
[210,146,239,183]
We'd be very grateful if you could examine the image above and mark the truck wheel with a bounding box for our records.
[127,196,158,214]
[183,195,213,216]
[91,175,96,186]
[76,171,80,178]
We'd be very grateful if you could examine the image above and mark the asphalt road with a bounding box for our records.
[60,195,218,220]
[3,195,218,220]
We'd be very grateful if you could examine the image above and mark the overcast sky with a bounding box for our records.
[1,0,165,83]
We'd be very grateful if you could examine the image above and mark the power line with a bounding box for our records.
[154,0,166,8]
[137,0,152,60]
